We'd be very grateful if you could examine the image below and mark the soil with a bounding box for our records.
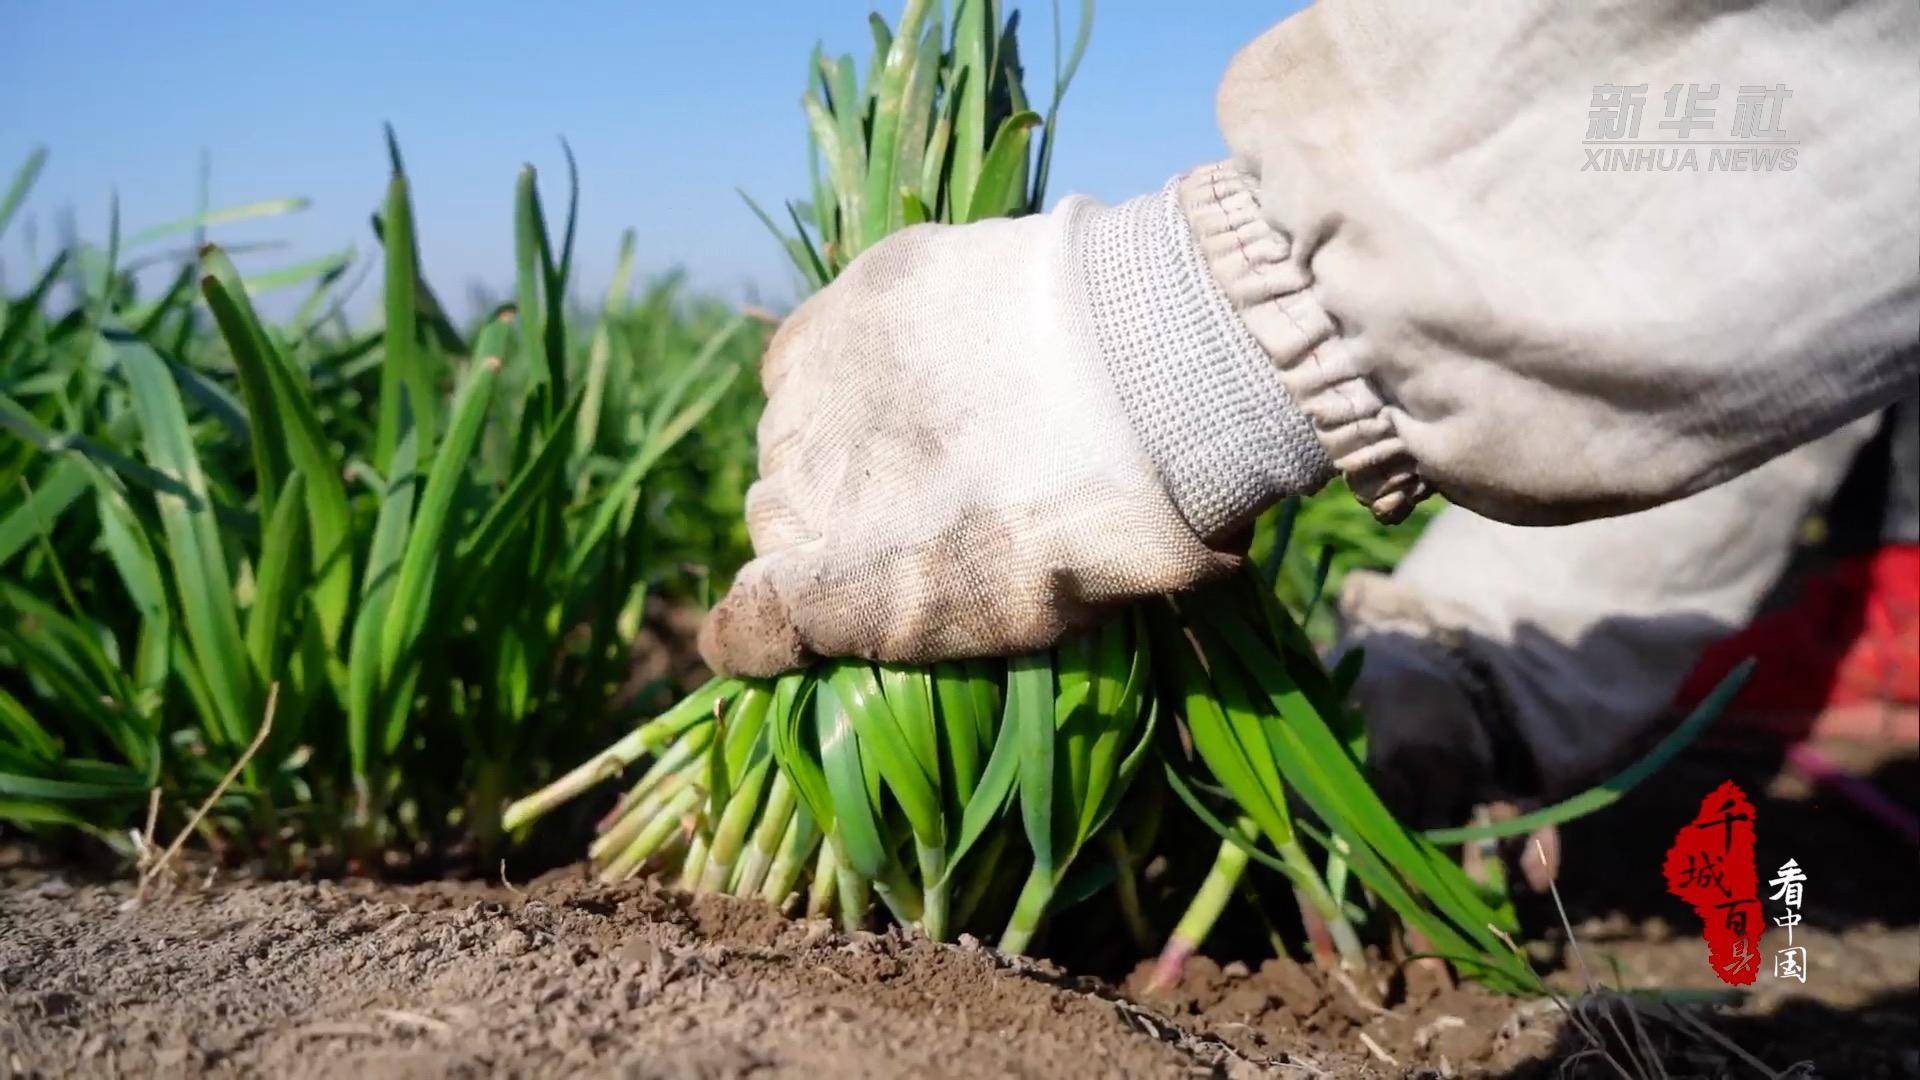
[3,739,1914,1079]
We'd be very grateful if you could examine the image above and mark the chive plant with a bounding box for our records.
[0,135,760,867]
[505,0,1584,992]
[0,0,1753,991]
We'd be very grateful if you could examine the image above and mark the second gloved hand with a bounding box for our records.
[699,177,1333,677]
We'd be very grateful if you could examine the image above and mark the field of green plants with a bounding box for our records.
[0,130,772,871]
[2,0,1742,999]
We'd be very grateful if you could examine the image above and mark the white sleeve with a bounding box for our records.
[1188,0,1919,525]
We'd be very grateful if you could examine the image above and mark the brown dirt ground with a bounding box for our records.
[3,740,1914,1079]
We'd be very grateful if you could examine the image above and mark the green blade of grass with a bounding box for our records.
[230,249,354,297]
[948,0,991,217]
[1152,608,1292,852]
[1046,676,1092,855]
[1196,597,1520,960]
[920,110,953,218]
[891,16,942,231]
[346,430,417,776]
[0,395,233,527]
[565,327,744,581]
[900,189,932,226]
[155,350,250,446]
[366,218,464,357]
[535,158,570,416]
[860,0,933,247]
[769,673,834,835]
[125,263,196,337]
[380,169,434,458]
[824,51,865,238]
[0,459,87,568]
[1076,616,1151,841]
[0,583,147,767]
[1008,650,1056,879]
[1053,632,1095,830]
[89,472,171,701]
[248,305,354,652]
[0,799,129,845]
[963,111,1040,222]
[640,315,745,439]
[245,470,308,686]
[106,325,257,750]
[572,229,636,460]
[1161,762,1316,889]
[0,767,149,801]
[125,197,311,248]
[721,684,774,779]
[738,190,811,287]
[1206,634,1297,849]
[878,662,940,790]
[802,91,863,266]
[831,661,942,846]
[378,356,501,751]
[200,249,290,516]
[994,15,1034,205]
[503,680,735,831]
[0,147,48,243]
[554,138,581,295]
[456,390,581,579]
[932,661,985,807]
[0,252,69,361]
[939,681,1021,883]
[815,671,886,878]
[865,13,893,107]
[781,201,831,289]
[706,692,738,826]
[512,166,549,401]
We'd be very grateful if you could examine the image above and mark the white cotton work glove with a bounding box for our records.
[698,178,1333,677]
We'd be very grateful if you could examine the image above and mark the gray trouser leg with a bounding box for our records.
[1338,415,1882,824]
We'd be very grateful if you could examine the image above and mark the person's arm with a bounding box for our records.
[699,0,1919,676]
[1205,0,1918,525]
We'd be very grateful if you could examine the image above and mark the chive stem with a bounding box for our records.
[997,863,1057,955]
[502,685,725,831]
[1150,816,1255,991]
[678,830,710,892]
[699,761,770,893]
[763,805,821,911]
[806,834,839,920]
[601,783,701,882]
[1279,835,1366,970]
[829,836,870,933]
[915,840,949,940]
[733,769,797,898]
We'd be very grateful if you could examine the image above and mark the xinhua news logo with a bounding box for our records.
[1583,83,1799,173]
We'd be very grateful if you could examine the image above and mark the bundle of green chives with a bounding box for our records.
[506,0,1543,991]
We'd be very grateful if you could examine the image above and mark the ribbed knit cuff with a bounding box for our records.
[1176,162,1430,524]
[1066,181,1333,543]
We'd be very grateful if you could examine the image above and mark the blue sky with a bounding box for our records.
[4,3,1299,318]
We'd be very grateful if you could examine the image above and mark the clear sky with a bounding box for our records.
[3,3,1300,318]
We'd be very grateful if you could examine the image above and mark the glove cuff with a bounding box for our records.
[1066,180,1333,544]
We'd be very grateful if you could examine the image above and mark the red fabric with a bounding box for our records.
[1676,546,1920,741]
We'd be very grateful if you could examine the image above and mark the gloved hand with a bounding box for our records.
[699,177,1333,677]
